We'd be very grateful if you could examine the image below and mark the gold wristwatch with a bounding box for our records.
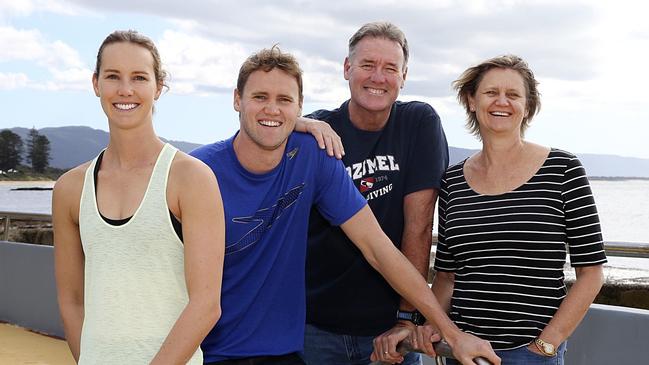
[534,337,557,356]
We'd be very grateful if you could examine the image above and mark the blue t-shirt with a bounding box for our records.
[191,132,366,362]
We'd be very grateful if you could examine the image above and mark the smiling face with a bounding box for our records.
[344,36,407,122]
[234,68,302,152]
[92,42,162,130]
[468,68,529,138]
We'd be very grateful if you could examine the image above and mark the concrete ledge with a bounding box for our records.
[4,240,649,364]
[566,304,649,363]
[0,240,63,337]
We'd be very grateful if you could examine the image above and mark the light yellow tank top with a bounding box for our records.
[78,143,202,364]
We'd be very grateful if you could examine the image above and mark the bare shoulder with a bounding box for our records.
[525,141,550,154]
[167,151,221,219]
[524,141,551,163]
[464,151,483,173]
[52,162,91,224]
[53,162,90,201]
[169,151,218,189]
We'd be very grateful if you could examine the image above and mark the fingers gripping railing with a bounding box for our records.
[370,340,492,365]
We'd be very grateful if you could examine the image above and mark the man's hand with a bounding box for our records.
[408,323,440,358]
[370,321,413,364]
[296,116,344,159]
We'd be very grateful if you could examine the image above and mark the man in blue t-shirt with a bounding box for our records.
[296,22,449,365]
[192,46,499,365]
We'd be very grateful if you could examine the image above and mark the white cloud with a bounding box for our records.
[0,27,84,68]
[0,0,84,18]
[0,26,90,91]
[46,67,93,91]
[0,27,43,61]
[157,30,247,95]
[156,29,349,103]
[0,72,29,89]
[3,0,649,157]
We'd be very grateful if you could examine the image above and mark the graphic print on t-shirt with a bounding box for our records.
[226,183,305,255]
[346,155,399,201]
[359,177,375,192]
[345,155,400,180]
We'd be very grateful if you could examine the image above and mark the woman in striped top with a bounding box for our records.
[433,55,606,364]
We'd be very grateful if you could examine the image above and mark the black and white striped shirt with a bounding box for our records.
[434,149,607,350]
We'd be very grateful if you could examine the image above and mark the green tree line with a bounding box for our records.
[0,128,51,173]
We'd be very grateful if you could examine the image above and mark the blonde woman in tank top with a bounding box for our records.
[53,30,225,364]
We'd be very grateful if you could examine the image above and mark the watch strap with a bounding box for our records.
[396,309,426,326]
[534,337,557,356]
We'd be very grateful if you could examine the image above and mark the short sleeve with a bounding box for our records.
[314,151,367,226]
[561,155,607,267]
[433,173,456,272]
[404,104,449,194]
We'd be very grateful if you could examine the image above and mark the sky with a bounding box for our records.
[1,0,648,159]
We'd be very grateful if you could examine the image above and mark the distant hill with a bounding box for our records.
[10,126,201,169]
[447,146,649,178]
[7,126,649,177]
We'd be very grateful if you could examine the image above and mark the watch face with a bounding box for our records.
[535,338,556,356]
[543,343,555,354]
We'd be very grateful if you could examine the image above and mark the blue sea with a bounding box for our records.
[0,181,54,216]
[1,179,648,244]
[1,179,647,280]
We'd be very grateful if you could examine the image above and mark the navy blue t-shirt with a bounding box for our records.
[191,132,367,361]
[306,100,449,335]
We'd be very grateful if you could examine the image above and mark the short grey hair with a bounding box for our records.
[348,21,409,70]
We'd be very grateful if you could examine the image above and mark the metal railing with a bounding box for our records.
[370,340,492,365]
[3,210,649,259]
[0,211,52,241]
[602,242,649,258]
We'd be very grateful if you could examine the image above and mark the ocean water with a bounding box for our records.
[1,179,648,244]
[0,181,54,215]
[589,179,649,244]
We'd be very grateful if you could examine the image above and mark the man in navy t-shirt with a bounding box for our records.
[297,22,450,365]
[192,46,498,365]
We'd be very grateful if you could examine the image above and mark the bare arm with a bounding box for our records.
[342,205,500,365]
[528,264,604,353]
[150,157,225,365]
[431,270,455,314]
[372,189,437,358]
[53,169,86,362]
[398,188,436,309]
[393,270,455,358]
[295,116,344,159]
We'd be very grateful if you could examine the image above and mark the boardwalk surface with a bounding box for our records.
[0,322,74,365]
